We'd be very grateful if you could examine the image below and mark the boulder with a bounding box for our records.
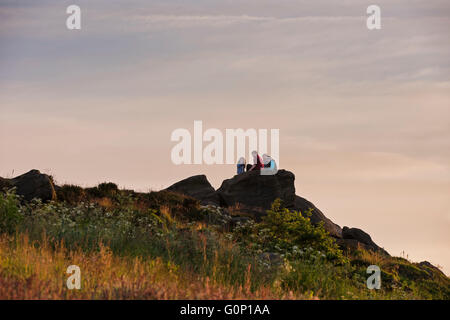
[217,169,296,210]
[342,226,389,255]
[166,175,220,205]
[6,169,57,201]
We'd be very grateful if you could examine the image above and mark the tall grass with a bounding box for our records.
[0,233,302,299]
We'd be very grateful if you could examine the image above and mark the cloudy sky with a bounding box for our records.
[1,1,449,274]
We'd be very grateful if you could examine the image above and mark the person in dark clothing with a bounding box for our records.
[247,151,264,172]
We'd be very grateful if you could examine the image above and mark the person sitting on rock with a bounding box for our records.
[246,151,264,172]
[237,157,246,175]
[261,154,278,175]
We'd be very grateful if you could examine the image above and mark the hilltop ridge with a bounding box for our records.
[0,169,448,299]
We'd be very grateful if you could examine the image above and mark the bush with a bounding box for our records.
[0,190,23,234]
[141,191,203,221]
[233,199,346,263]
[85,182,119,199]
[56,184,86,204]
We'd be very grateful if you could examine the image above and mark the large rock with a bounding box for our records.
[216,169,342,237]
[341,226,389,255]
[4,170,57,201]
[166,175,220,205]
[217,169,296,209]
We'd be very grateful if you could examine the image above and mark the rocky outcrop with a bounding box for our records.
[217,169,296,210]
[216,170,342,238]
[293,196,342,238]
[1,170,57,201]
[340,226,389,255]
[166,175,220,205]
[163,169,387,254]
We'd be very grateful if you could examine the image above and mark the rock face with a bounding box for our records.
[341,226,388,255]
[1,170,57,201]
[166,175,220,205]
[293,196,342,238]
[217,170,296,209]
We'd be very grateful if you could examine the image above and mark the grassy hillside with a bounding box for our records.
[0,183,448,299]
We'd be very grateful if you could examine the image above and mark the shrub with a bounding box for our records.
[56,184,86,204]
[85,182,119,199]
[0,190,22,234]
[97,182,118,195]
[233,199,346,263]
[140,191,203,221]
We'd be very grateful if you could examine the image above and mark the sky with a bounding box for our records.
[0,0,449,274]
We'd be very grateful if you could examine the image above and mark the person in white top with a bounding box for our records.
[261,153,278,175]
